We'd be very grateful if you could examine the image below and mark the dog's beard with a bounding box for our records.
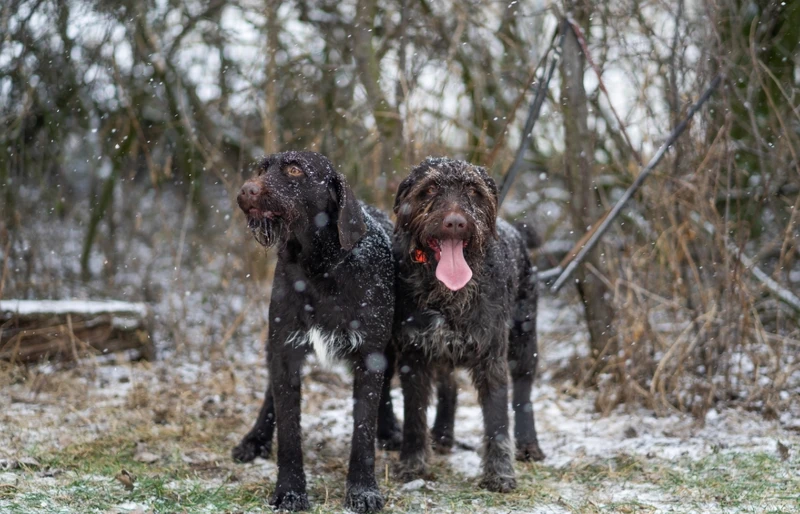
[248,217,287,248]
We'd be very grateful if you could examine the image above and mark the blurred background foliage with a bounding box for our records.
[1,0,799,418]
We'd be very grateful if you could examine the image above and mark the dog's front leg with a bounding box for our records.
[344,356,385,513]
[376,344,402,450]
[269,342,310,511]
[472,351,516,493]
[431,363,457,454]
[396,349,432,481]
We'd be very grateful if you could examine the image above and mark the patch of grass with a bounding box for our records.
[36,435,152,477]
[2,417,279,513]
[4,477,276,514]
[126,476,272,513]
[549,453,648,486]
[2,492,64,514]
[663,452,800,510]
[5,417,800,513]
[372,460,559,513]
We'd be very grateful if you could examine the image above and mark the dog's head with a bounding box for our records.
[393,157,498,291]
[237,151,366,250]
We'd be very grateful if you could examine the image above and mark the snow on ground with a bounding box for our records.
[2,296,798,513]
[1,188,798,512]
[0,299,149,317]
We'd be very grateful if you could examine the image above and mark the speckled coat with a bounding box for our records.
[232,151,394,514]
[388,157,545,493]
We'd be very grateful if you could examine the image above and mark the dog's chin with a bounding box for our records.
[248,217,286,248]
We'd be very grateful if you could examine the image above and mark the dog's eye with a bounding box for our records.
[425,185,437,197]
[467,186,478,197]
[285,165,304,177]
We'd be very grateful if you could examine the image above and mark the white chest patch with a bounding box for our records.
[286,326,364,368]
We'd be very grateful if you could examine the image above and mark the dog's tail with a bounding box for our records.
[513,220,542,250]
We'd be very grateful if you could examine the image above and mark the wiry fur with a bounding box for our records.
[386,157,545,492]
[232,151,394,513]
[285,327,365,369]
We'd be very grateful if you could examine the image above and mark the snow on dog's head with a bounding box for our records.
[237,151,365,250]
[393,157,498,291]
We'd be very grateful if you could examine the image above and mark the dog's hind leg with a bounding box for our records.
[377,344,402,450]
[232,384,276,462]
[509,271,545,462]
[431,363,457,454]
[509,325,545,462]
[472,350,516,493]
[396,350,433,482]
[345,357,386,513]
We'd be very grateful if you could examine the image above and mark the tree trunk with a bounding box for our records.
[559,5,616,375]
[0,300,155,363]
[262,0,281,155]
[353,0,405,179]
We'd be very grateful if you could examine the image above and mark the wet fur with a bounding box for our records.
[387,157,545,491]
[232,151,395,513]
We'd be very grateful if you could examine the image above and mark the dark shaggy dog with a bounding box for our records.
[390,157,544,492]
[232,151,395,513]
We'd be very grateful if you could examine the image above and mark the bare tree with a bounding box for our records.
[559,1,616,376]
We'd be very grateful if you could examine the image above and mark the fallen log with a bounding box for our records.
[0,300,155,363]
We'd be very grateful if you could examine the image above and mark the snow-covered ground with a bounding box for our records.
[1,296,798,513]
[1,187,798,513]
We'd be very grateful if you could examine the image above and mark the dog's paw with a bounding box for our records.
[345,484,384,513]
[231,437,271,463]
[269,489,310,512]
[394,453,428,483]
[479,473,517,493]
[516,441,545,462]
[430,431,454,455]
[377,427,403,451]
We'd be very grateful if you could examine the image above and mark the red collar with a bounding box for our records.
[411,248,428,264]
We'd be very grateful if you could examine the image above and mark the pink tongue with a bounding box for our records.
[435,239,472,291]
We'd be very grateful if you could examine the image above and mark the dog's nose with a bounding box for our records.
[237,180,263,210]
[241,182,261,198]
[442,212,468,238]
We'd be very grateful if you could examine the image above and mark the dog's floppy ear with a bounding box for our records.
[476,166,499,203]
[475,165,499,236]
[393,174,417,215]
[330,172,366,251]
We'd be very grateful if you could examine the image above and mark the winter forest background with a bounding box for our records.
[1,0,800,512]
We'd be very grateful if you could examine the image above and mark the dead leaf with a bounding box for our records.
[115,469,135,491]
[36,468,63,478]
[17,457,41,469]
[777,441,790,461]
[133,452,160,464]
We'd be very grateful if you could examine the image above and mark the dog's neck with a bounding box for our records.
[281,209,350,276]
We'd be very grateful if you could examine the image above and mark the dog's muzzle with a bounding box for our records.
[238,179,285,247]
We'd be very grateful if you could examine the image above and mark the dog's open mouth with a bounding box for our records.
[247,210,285,248]
[427,238,472,291]
[248,208,281,220]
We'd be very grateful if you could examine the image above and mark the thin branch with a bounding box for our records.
[689,212,800,313]
[566,16,643,166]
[549,74,724,292]
[497,21,565,207]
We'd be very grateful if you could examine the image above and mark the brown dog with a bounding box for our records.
[389,157,544,492]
